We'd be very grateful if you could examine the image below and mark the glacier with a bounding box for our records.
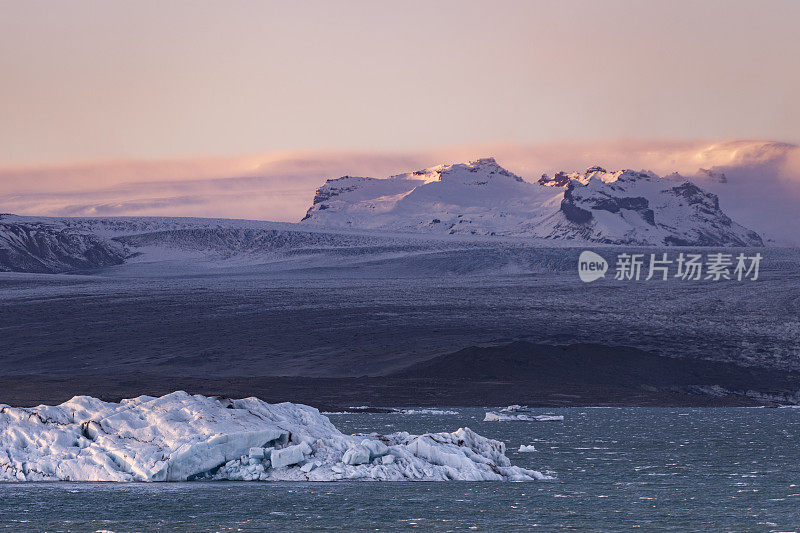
[0,391,549,482]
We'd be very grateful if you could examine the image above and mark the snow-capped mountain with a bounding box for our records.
[543,167,764,246]
[302,158,560,236]
[0,159,765,274]
[301,159,763,246]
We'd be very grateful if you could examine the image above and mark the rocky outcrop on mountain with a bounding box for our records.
[547,169,764,246]
[301,159,764,246]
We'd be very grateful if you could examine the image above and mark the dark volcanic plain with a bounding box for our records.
[1,244,798,408]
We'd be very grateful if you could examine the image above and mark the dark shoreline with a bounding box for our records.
[0,373,780,409]
[4,342,798,408]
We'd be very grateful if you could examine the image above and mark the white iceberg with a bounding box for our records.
[484,411,564,422]
[0,391,551,482]
[398,409,459,415]
[518,445,537,453]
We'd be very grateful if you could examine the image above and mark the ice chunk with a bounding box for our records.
[271,442,312,469]
[300,461,319,473]
[249,447,266,459]
[533,415,564,422]
[341,446,371,466]
[398,409,459,415]
[518,445,537,452]
[485,411,564,422]
[360,439,389,459]
[0,392,550,482]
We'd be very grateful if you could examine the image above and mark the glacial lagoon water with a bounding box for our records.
[2,407,799,532]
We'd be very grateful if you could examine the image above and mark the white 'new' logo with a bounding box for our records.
[578,251,608,282]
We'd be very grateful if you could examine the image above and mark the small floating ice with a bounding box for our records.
[398,409,459,415]
[485,407,564,422]
[518,445,537,453]
[324,408,459,415]
[0,391,551,482]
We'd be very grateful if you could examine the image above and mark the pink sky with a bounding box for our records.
[1,139,798,243]
[1,2,799,241]
[2,1,800,167]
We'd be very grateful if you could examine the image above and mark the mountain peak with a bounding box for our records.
[300,158,763,246]
[405,157,524,185]
[472,157,498,166]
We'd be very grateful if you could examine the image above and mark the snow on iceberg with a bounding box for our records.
[0,391,550,482]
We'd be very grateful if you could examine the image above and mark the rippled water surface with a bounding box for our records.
[2,408,799,532]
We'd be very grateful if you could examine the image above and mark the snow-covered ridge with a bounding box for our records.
[0,159,767,273]
[0,391,548,482]
[0,214,481,274]
[301,159,763,246]
[0,215,128,273]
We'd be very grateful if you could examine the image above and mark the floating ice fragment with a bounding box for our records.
[0,391,550,482]
[398,409,459,415]
[533,415,564,422]
[485,411,564,422]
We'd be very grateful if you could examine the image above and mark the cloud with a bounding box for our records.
[0,150,438,222]
[1,140,798,243]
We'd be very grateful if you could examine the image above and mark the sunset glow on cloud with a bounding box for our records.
[2,140,798,243]
[1,2,799,243]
